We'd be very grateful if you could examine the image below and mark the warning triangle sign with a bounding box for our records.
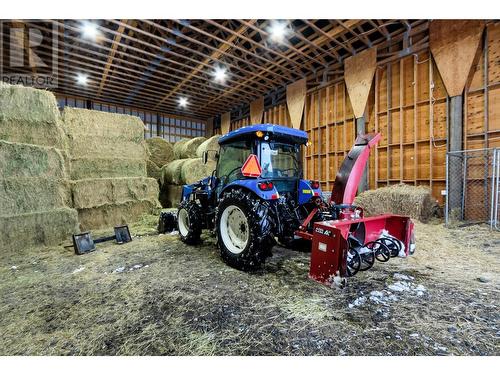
[241,154,261,177]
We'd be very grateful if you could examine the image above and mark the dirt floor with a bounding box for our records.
[0,216,499,356]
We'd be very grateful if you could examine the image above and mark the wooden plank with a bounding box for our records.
[286,78,307,129]
[344,47,377,119]
[250,97,264,124]
[429,20,485,96]
[221,112,231,134]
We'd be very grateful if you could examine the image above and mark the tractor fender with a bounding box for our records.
[298,180,322,205]
[219,180,279,201]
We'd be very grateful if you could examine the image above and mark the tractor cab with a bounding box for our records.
[214,124,309,198]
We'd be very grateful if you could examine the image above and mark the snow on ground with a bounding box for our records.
[348,273,427,308]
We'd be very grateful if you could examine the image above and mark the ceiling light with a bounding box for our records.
[213,66,227,83]
[76,73,88,85]
[178,97,188,107]
[268,21,289,43]
[81,21,100,41]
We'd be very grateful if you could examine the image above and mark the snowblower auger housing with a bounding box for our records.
[173,124,415,285]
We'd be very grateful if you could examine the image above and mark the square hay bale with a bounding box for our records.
[0,208,79,251]
[354,183,438,223]
[0,84,65,148]
[159,184,183,208]
[71,177,160,209]
[0,177,71,215]
[69,157,146,180]
[77,199,160,231]
[0,140,67,179]
[66,134,147,159]
[62,108,144,141]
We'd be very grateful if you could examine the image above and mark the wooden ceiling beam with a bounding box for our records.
[168,20,299,78]
[142,20,295,84]
[96,19,129,97]
[113,20,277,92]
[30,21,256,111]
[202,19,365,111]
[204,19,312,71]
[151,20,266,110]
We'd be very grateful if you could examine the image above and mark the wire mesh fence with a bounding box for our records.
[445,148,500,229]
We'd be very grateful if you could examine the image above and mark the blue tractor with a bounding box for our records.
[171,123,416,283]
[176,124,324,271]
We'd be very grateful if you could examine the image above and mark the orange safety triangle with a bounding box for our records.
[241,154,262,177]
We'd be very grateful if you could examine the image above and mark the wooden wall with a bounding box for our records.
[226,23,500,206]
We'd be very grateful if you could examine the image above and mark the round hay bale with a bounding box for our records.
[145,137,174,166]
[196,135,221,159]
[180,158,216,185]
[161,159,190,185]
[147,160,162,181]
[173,139,189,159]
[179,137,207,159]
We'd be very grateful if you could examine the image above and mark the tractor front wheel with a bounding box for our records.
[177,200,202,244]
[216,189,274,271]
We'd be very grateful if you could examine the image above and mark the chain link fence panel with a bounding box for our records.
[446,148,500,229]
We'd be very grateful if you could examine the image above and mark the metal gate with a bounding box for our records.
[445,148,500,229]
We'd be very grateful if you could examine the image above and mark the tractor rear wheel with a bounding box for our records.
[216,189,274,271]
[177,200,202,245]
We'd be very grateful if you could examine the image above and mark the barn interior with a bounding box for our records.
[0,18,498,356]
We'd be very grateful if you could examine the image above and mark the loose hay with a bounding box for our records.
[0,208,79,251]
[0,140,67,179]
[354,184,438,222]
[71,177,159,209]
[179,137,207,159]
[196,135,221,159]
[77,199,160,230]
[161,159,190,185]
[159,184,184,208]
[0,177,71,215]
[69,158,146,180]
[62,108,144,141]
[0,84,65,148]
[145,137,174,167]
[180,158,216,184]
[146,160,162,181]
[173,139,189,159]
[66,134,147,159]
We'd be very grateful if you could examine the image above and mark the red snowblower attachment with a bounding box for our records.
[305,133,416,286]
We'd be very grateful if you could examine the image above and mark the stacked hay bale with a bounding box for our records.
[62,108,160,230]
[145,137,174,181]
[354,184,439,223]
[0,84,79,250]
[159,135,220,208]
